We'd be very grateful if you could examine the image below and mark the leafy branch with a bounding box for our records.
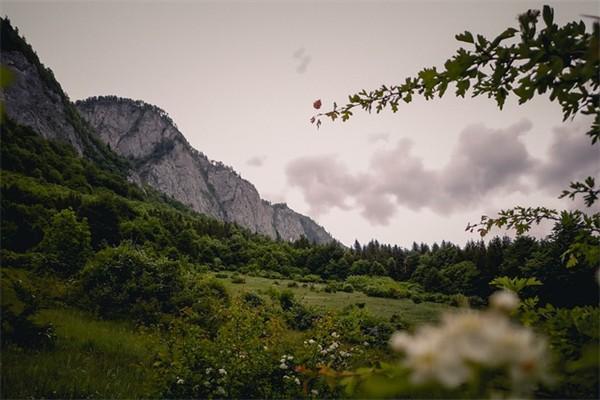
[312,6,599,145]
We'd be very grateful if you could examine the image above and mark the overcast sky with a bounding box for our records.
[4,0,599,247]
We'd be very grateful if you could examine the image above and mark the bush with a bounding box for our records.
[37,208,91,276]
[1,274,55,349]
[215,272,229,279]
[341,283,354,293]
[287,281,299,288]
[231,276,246,284]
[77,243,183,323]
[242,292,264,307]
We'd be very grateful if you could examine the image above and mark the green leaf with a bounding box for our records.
[543,5,554,27]
[455,31,474,43]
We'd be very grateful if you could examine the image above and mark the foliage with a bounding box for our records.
[1,271,55,349]
[313,6,599,145]
[490,276,542,294]
[77,243,184,323]
[37,208,92,276]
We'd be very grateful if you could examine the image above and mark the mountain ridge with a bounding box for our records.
[0,17,332,244]
[75,96,333,243]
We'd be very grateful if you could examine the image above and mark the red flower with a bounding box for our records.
[313,99,322,109]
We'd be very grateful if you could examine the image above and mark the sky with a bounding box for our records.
[3,0,599,248]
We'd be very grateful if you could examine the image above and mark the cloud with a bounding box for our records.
[535,121,599,194]
[246,155,266,167]
[285,155,366,215]
[367,132,390,143]
[287,120,541,225]
[293,47,311,74]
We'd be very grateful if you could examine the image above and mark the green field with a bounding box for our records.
[214,274,449,326]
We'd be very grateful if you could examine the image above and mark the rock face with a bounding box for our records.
[0,17,333,244]
[76,97,333,244]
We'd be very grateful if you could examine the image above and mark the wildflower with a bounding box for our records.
[490,290,520,314]
[218,368,227,375]
[311,389,319,395]
[308,339,316,344]
[280,363,288,370]
[176,377,185,385]
[286,355,294,360]
[205,367,213,374]
[331,331,339,338]
[294,377,301,385]
[389,296,548,391]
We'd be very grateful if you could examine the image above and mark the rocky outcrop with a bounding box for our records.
[76,96,334,243]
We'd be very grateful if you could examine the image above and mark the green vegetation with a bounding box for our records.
[1,8,598,399]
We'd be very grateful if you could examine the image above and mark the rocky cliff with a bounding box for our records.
[75,96,333,243]
[0,17,332,244]
[0,19,126,174]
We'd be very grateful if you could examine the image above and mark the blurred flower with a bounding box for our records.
[490,290,520,313]
[218,368,227,375]
[390,292,548,391]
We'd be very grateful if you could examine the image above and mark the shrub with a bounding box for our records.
[37,208,91,276]
[231,276,246,284]
[215,272,229,279]
[287,281,299,288]
[341,283,354,293]
[77,243,183,323]
[242,292,264,307]
[1,274,55,349]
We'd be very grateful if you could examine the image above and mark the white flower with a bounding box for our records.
[279,363,288,370]
[389,302,548,390]
[294,377,301,385]
[308,339,316,344]
[311,389,319,395]
[216,386,226,395]
[363,341,369,346]
[490,290,520,313]
[176,377,185,385]
[218,368,227,375]
[286,355,294,360]
[205,367,213,374]
[331,331,339,338]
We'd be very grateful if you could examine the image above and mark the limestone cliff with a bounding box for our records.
[75,97,333,244]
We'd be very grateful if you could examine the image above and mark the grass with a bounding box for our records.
[213,274,449,326]
[1,307,163,399]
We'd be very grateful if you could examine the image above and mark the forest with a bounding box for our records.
[1,6,599,400]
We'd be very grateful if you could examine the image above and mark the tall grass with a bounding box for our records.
[2,308,163,399]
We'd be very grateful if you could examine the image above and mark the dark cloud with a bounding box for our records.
[246,156,266,167]
[535,121,599,194]
[287,120,542,225]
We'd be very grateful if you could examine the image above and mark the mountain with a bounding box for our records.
[0,19,127,175]
[0,18,333,244]
[75,96,333,243]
